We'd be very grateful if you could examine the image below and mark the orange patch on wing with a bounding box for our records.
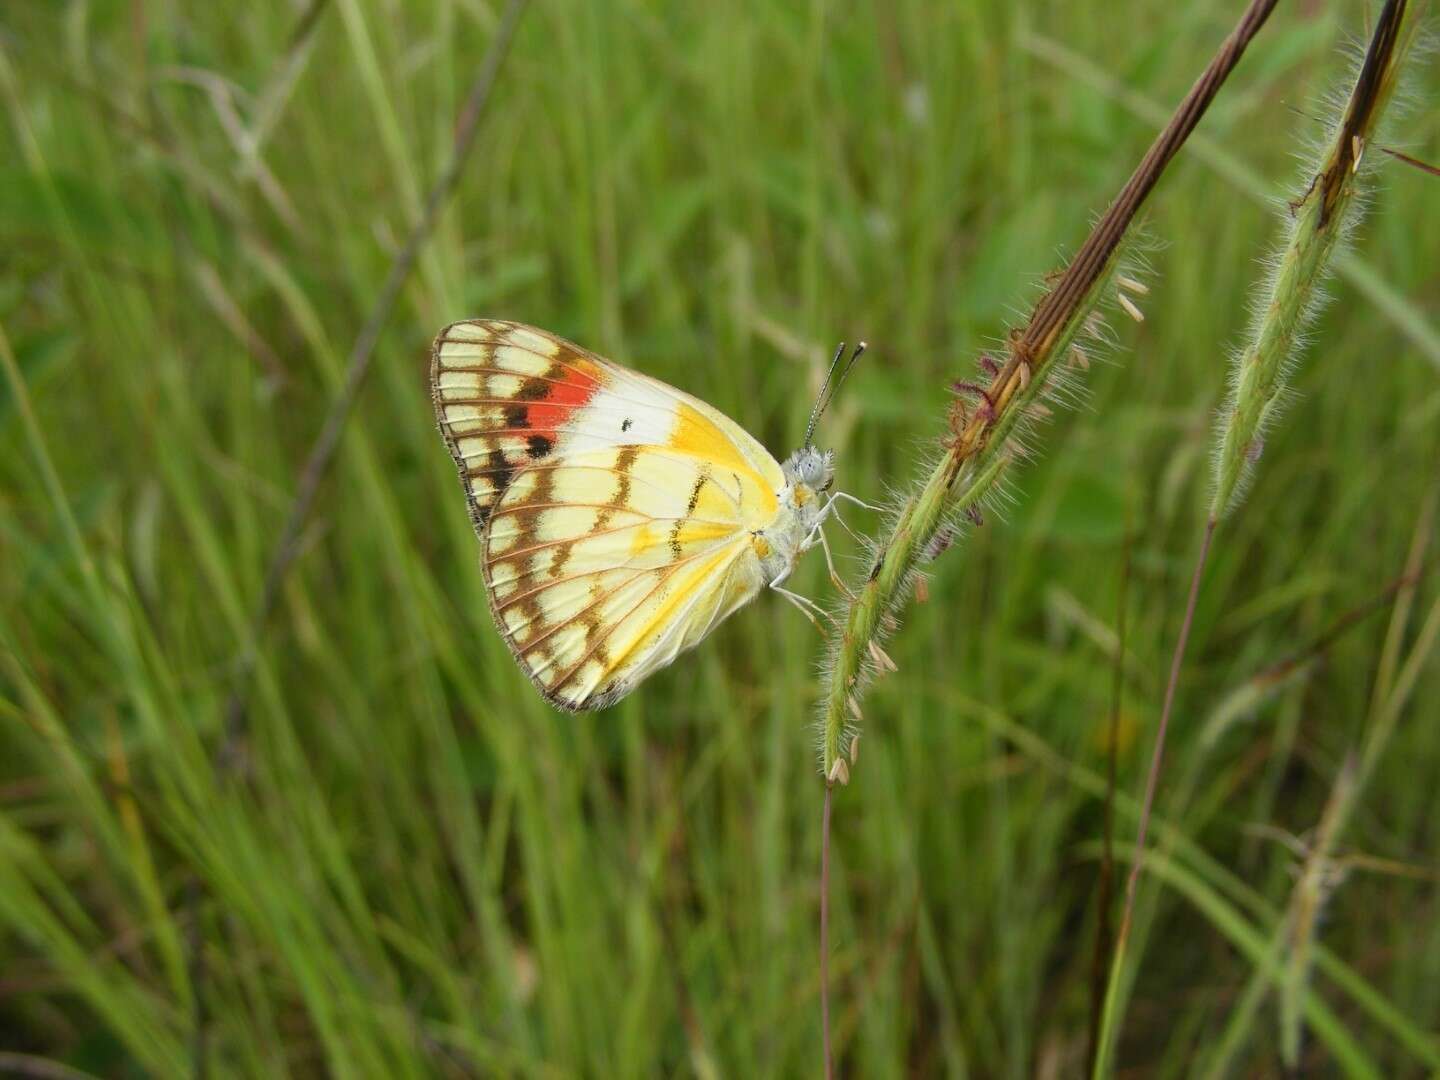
[528,360,603,436]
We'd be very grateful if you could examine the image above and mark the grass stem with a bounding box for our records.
[1097,3,1420,1068]
[1095,515,1216,1075]
[219,0,529,756]
[1086,519,1132,1073]
[817,0,1279,778]
[818,3,1280,1070]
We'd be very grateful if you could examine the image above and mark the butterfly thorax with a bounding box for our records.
[752,447,834,583]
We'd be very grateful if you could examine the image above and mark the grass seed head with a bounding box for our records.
[1209,0,1419,522]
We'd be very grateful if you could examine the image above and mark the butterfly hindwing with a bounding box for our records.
[431,320,785,710]
[484,446,767,708]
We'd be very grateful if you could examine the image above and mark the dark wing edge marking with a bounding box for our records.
[431,321,494,540]
[432,319,606,538]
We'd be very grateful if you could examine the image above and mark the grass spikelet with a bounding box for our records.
[815,0,1281,778]
[1211,0,1421,520]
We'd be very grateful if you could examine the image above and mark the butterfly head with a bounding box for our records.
[782,445,835,509]
[755,446,834,581]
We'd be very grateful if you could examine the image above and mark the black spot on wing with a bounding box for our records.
[517,376,553,401]
[621,417,633,432]
[527,434,554,459]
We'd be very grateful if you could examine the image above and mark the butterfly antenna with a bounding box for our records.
[805,340,868,447]
[830,340,867,407]
[805,342,848,448]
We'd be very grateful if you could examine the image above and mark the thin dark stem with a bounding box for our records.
[1087,521,1131,1072]
[218,0,529,762]
[820,780,835,1080]
[1015,0,1279,368]
[0,1053,102,1080]
[1116,516,1217,950]
[1380,146,1440,179]
[939,0,1279,488]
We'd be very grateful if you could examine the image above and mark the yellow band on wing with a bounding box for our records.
[598,543,740,681]
[669,404,778,517]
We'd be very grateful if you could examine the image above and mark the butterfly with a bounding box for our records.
[430,319,867,711]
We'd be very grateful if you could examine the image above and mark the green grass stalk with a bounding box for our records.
[1280,756,1355,1068]
[1211,0,1419,520]
[1087,522,1132,1075]
[818,0,1281,778]
[1201,499,1437,1075]
[814,2,1281,1069]
[1100,2,1424,1072]
[219,0,529,750]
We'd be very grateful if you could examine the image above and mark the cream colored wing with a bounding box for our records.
[484,444,768,710]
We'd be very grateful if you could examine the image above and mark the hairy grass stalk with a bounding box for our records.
[1211,0,1419,520]
[1101,1,1425,1071]
[812,1,1281,1070]
[817,0,1281,778]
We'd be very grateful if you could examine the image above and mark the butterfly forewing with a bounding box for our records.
[432,320,786,710]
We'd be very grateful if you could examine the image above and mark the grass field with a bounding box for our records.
[2,0,1438,1075]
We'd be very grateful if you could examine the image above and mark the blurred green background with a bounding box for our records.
[2,0,1437,1075]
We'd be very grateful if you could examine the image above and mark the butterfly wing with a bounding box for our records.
[431,320,784,709]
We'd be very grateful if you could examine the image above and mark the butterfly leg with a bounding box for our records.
[804,499,861,599]
[825,503,864,545]
[830,490,885,514]
[771,582,834,634]
[820,490,882,545]
[769,562,838,631]
[813,523,857,600]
